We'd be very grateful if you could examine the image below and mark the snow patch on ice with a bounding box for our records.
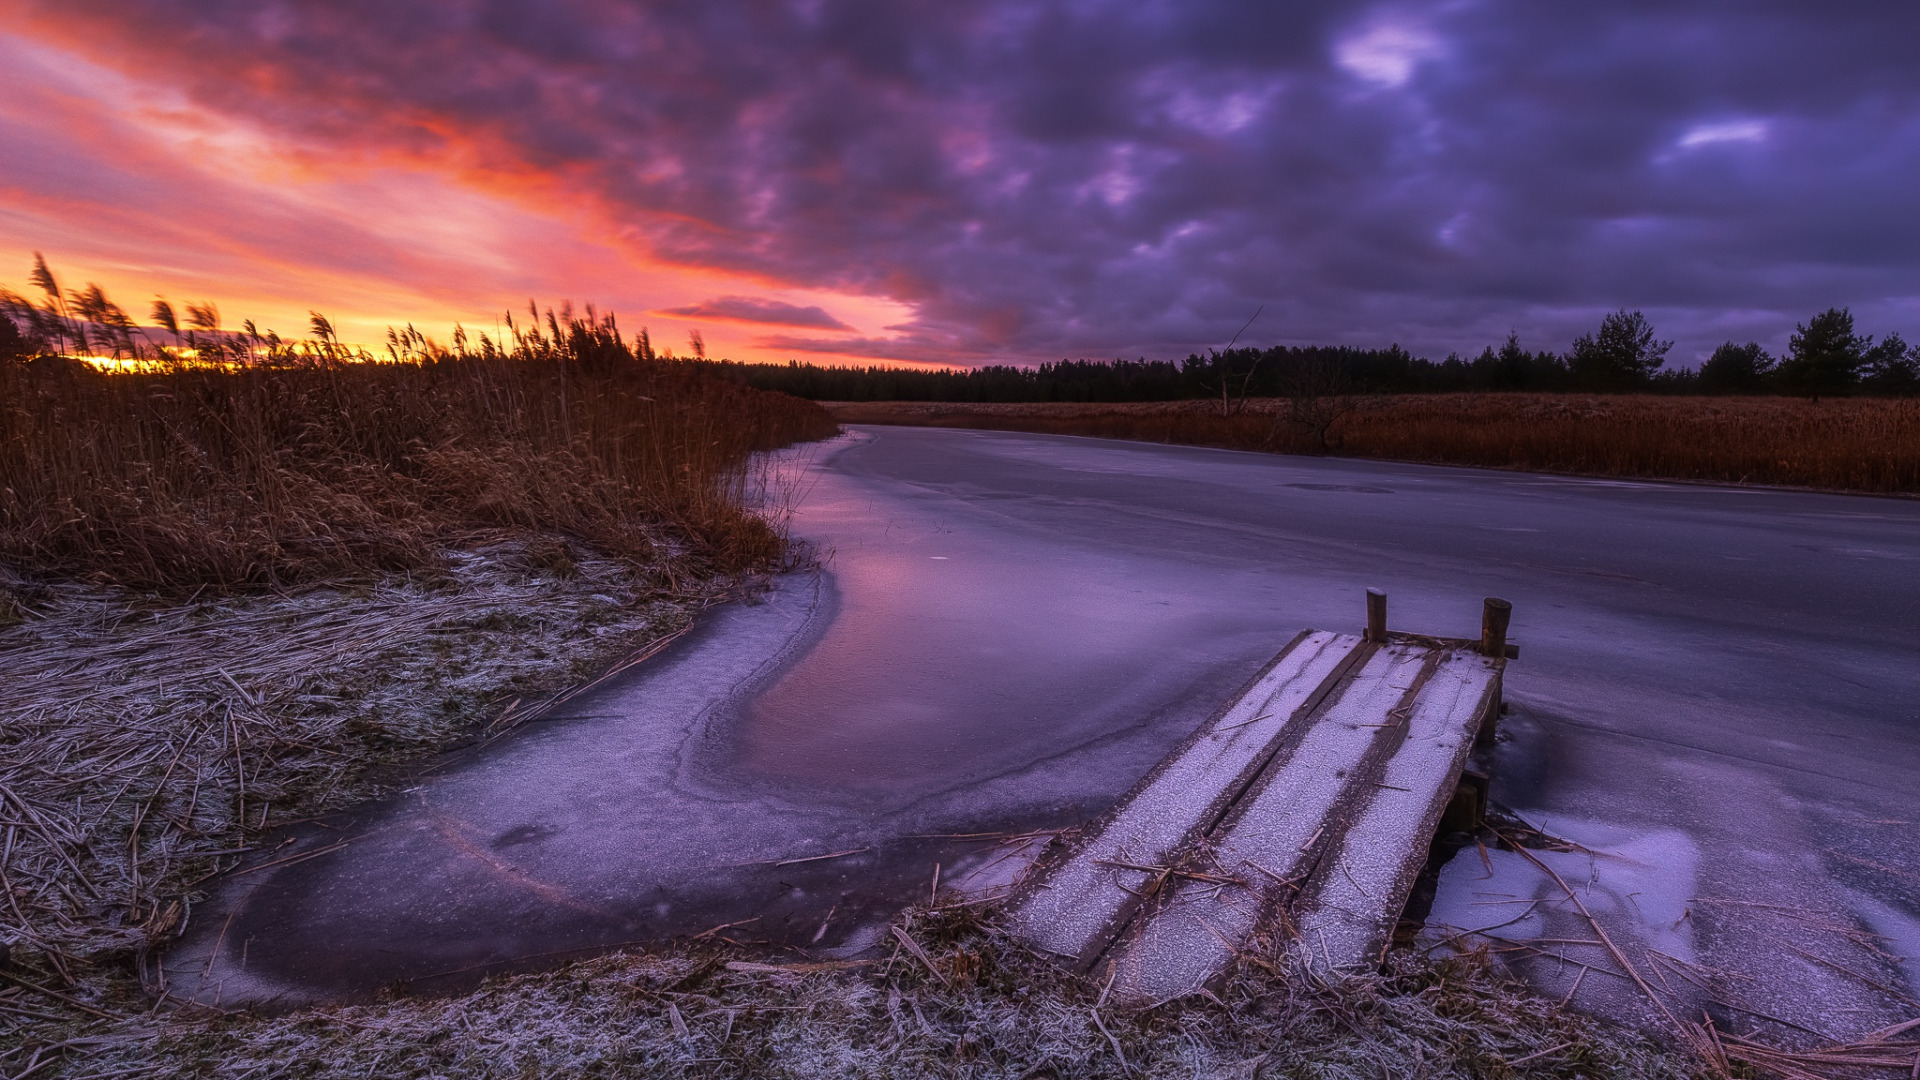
[1427,814,1701,965]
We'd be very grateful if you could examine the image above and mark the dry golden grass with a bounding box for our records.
[827,394,1920,495]
[1,330,838,594]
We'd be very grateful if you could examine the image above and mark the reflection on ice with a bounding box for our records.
[1847,890,1920,997]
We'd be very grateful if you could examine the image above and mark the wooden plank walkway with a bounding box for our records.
[1005,594,1511,1004]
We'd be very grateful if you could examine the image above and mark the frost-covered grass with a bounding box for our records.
[20,906,1706,1080]
[0,536,722,1040]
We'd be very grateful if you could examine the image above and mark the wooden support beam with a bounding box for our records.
[1441,770,1490,833]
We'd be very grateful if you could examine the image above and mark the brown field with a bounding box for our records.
[1,335,839,594]
[827,394,1920,495]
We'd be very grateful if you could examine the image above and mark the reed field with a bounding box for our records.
[826,394,1920,495]
[0,317,838,595]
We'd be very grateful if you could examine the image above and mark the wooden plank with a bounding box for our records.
[1289,649,1501,973]
[1100,644,1438,1003]
[1004,630,1366,966]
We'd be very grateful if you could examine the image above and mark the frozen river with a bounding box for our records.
[171,427,1920,1037]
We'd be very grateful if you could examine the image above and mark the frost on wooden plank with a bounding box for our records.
[1290,650,1499,973]
[1103,645,1435,1003]
[1006,631,1363,963]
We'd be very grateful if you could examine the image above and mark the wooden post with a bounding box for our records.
[1481,597,1512,657]
[1366,589,1387,643]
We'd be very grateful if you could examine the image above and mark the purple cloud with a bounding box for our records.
[659,295,853,331]
[11,1,1920,365]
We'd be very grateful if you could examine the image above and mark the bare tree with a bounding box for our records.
[1274,353,1366,451]
[1200,305,1265,416]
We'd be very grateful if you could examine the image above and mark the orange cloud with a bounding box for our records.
[0,24,919,364]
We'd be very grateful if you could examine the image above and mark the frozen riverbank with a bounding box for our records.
[164,426,1920,1043]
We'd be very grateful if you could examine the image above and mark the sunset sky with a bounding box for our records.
[4,1,1919,367]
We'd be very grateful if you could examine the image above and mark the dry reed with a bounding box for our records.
[1,322,838,594]
[827,395,1920,495]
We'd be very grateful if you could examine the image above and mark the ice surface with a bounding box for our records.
[1846,889,1920,997]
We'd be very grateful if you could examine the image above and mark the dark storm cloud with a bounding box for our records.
[14,0,1920,362]
[660,296,854,331]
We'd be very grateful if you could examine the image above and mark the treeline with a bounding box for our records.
[7,258,1916,403]
[710,309,1920,402]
